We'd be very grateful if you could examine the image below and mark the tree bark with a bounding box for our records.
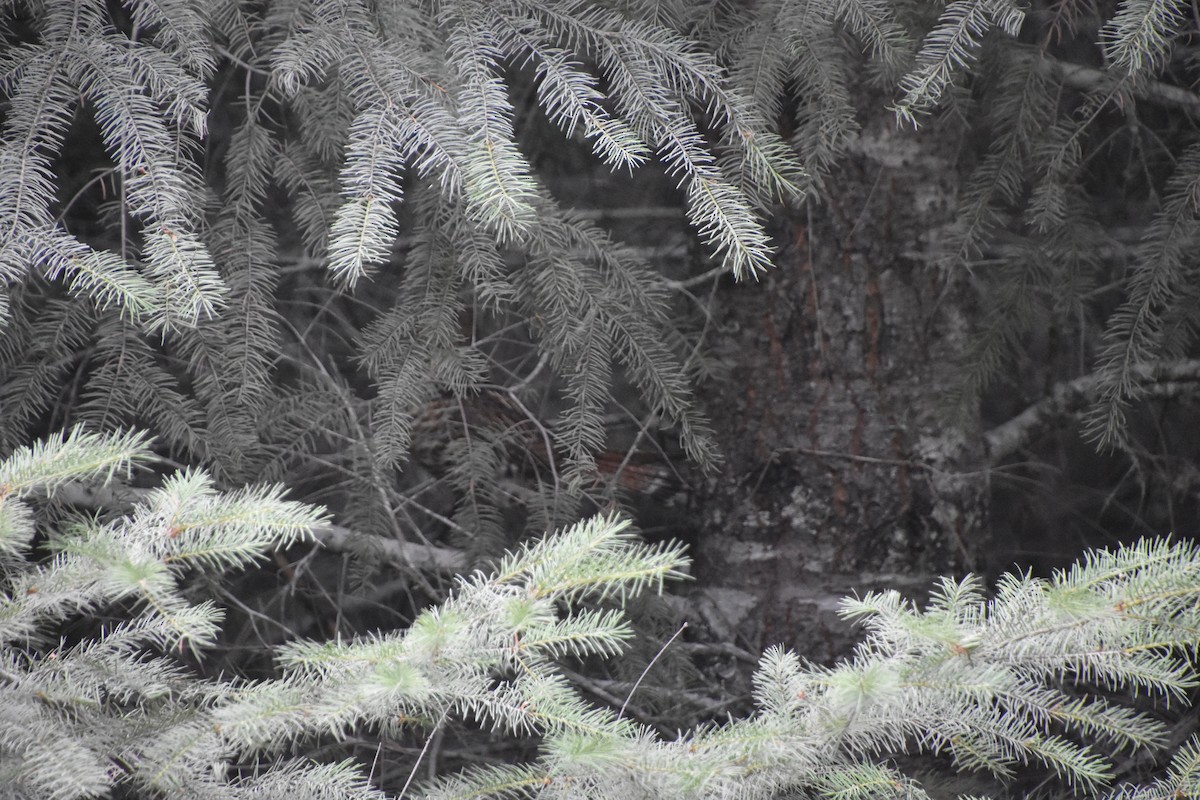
[687,114,990,665]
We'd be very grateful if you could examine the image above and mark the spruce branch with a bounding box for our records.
[446,4,540,242]
[38,230,160,322]
[0,430,335,798]
[7,452,1200,799]
[1088,142,1200,449]
[0,427,155,498]
[410,533,1200,798]
[34,479,470,572]
[4,4,1200,796]
[327,108,405,286]
[894,0,1026,124]
[1102,0,1189,77]
[70,37,204,226]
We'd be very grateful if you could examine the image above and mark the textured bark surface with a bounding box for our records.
[686,115,989,666]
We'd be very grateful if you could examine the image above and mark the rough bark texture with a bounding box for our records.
[686,115,990,666]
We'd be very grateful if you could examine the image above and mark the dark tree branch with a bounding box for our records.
[1039,56,1200,117]
[984,359,1200,461]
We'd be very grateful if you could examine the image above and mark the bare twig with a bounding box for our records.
[619,622,687,720]
[399,712,448,797]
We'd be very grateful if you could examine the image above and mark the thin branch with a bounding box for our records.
[1039,56,1200,117]
[984,359,1200,461]
[619,621,686,719]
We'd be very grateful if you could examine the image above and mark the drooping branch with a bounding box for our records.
[984,359,1200,461]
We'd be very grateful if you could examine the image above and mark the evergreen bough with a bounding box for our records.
[5,0,1200,797]
[2,0,1199,539]
[2,429,1199,798]
[0,0,807,551]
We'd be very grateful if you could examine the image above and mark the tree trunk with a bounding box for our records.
[687,114,989,666]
